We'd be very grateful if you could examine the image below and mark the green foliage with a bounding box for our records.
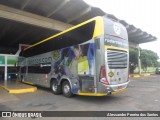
[140,49,159,72]
[158,61,160,67]
[129,48,159,73]
[134,67,156,73]
[129,48,138,73]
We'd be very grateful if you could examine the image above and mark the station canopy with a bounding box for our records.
[0,0,157,54]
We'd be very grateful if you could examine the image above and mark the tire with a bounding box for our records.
[50,79,62,95]
[62,81,73,98]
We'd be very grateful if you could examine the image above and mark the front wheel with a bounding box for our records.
[62,81,73,98]
[50,80,62,95]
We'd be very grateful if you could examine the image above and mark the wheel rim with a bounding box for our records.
[63,85,70,94]
[52,83,58,92]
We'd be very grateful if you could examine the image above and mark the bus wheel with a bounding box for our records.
[50,80,61,95]
[62,81,73,98]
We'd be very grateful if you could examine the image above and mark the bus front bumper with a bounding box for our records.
[77,88,128,96]
[104,81,129,95]
[77,81,129,96]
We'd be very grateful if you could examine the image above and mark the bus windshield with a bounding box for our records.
[104,18,128,49]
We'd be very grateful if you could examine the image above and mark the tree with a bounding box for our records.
[129,48,138,73]
[158,61,160,67]
[140,49,159,72]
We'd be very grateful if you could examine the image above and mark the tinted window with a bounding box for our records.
[104,18,128,40]
[104,18,128,49]
[21,67,26,73]
[28,65,51,74]
[23,21,95,57]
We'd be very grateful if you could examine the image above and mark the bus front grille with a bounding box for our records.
[107,50,128,69]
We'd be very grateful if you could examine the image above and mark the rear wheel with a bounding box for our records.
[62,81,73,98]
[50,80,61,95]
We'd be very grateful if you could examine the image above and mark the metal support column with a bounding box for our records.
[138,46,141,74]
[4,56,7,80]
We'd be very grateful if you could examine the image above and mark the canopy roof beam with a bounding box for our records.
[0,4,72,31]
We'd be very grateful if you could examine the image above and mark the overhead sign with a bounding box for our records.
[7,56,18,65]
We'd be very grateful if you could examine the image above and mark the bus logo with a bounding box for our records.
[114,23,121,35]
[108,71,114,77]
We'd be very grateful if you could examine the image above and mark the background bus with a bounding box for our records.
[17,16,129,97]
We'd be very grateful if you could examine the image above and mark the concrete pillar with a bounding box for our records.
[138,46,141,74]
[4,56,7,80]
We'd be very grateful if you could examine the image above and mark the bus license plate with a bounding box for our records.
[118,86,122,89]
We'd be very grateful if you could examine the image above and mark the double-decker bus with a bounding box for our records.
[17,16,129,97]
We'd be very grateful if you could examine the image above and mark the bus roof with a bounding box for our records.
[24,16,104,51]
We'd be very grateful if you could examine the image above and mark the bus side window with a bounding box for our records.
[21,67,26,73]
[95,38,100,49]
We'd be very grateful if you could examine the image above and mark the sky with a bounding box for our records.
[84,0,160,60]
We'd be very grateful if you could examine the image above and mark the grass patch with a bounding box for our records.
[134,67,156,74]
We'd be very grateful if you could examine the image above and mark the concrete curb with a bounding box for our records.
[0,82,37,94]
[130,74,141,78]
[130,74,151,78]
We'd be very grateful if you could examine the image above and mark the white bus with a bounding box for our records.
[17,16,129,97]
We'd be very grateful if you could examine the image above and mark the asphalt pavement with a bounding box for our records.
[0,74,160,120]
